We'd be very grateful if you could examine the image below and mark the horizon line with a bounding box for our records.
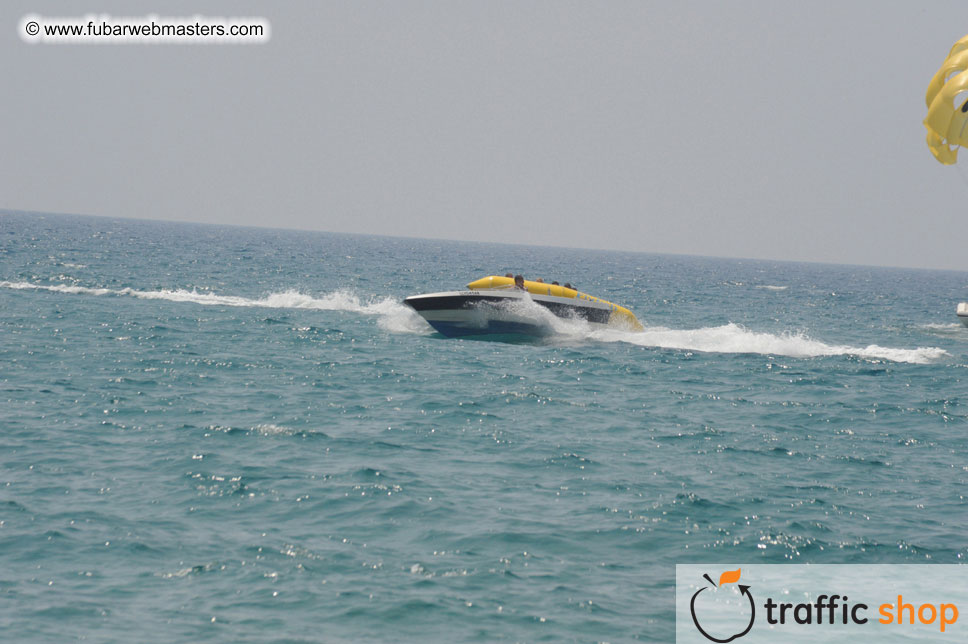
[2,207,966,275]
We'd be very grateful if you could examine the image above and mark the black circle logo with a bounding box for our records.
[689,572,755,642]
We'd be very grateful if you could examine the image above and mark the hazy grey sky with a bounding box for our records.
[4,1,968,270]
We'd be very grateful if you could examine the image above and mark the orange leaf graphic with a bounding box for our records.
[718,568,741,586]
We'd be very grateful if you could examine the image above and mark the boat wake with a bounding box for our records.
[0,280,429,335]
[436,297,947,364]
[588,323,948,364]
[3,281,947,363]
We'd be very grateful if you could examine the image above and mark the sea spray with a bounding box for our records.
[0,280,430,335]
[1,281,947,363]
[590,322,948,364]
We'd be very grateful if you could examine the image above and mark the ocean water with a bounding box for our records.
[1,211,966,642]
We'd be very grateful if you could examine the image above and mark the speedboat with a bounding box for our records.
[404,275,644,338]
[958,302,968,327]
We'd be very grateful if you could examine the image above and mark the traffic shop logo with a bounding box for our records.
[690,569,755,643]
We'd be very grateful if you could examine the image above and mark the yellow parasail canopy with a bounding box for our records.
[925,34,968,164]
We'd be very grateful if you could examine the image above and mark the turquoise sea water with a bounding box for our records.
[2,211,967,642]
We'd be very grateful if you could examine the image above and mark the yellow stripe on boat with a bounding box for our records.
[466,276,644,331]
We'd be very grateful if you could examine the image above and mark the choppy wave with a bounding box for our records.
[0,280,430,335]
[917,322,964,330]
[755,284,788,291]
[912,321,967,342]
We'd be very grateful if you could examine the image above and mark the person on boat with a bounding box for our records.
[514,274,526,290]
[551,281,560,286]
[535,278,544,283]
[505,273,513,278]
[564,282,574,290]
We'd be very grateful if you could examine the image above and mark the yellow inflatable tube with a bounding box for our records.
[466,276,644,331]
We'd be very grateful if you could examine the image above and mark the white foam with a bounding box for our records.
[589,322,948,364]
[477,295,601,339]
[755,285,788,291]
[253,423,294,436]
[403,296,947,364]
[1,281,112,296]
[0,280,431,335]
[2,280,948,362]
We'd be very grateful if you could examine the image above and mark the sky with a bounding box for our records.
[3,1,968,270]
